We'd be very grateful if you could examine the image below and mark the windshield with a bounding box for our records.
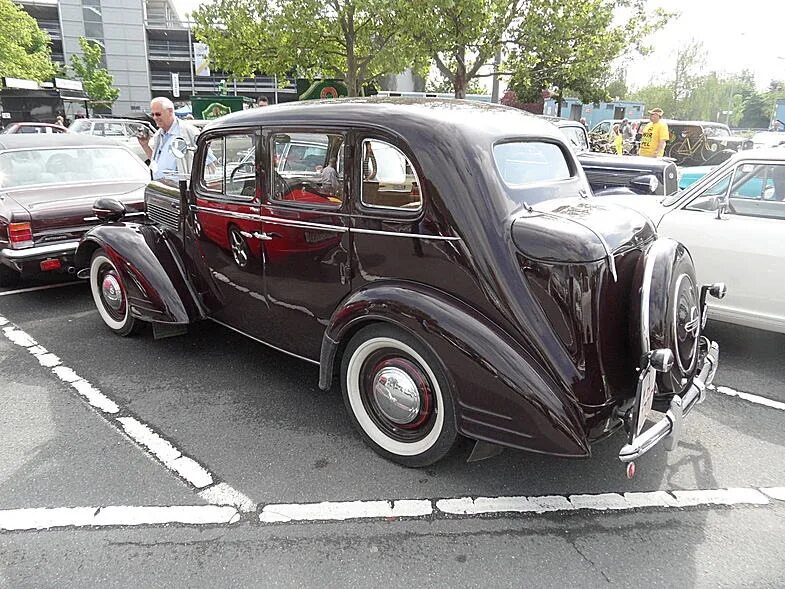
[0,146,149,189]
[703,125,731,138]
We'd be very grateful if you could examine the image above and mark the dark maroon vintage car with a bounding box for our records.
[74,99,724,473]
[0,134,149,286]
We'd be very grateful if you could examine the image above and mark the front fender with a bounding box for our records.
[321,281,590,457]
[76,222,205,325]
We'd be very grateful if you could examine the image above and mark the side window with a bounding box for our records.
[729,163,785,220]
[199,133,256,197]
[730,164,770,200]
[686,172,731,211]
[360,139,422,210]
[103,123,125,137]
[271,132,343,207]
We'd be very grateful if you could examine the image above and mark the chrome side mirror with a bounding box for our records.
[170,137,189,159]
[92,198,126,223]
[715,196,729,220]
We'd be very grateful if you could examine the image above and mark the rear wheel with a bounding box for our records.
[90,248,139,336]
[341,324,457,467]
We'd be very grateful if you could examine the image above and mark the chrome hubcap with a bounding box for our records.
[372,366,421,425]
[101,273,123,311]
[231,231,248,267]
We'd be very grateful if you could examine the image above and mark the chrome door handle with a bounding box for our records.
[240,230,274,241]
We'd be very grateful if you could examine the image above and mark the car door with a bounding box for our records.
[189,129,268,335]
[658,161,785,332]
[258,128,352,360]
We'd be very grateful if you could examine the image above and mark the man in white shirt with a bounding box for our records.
[138,97,199,180]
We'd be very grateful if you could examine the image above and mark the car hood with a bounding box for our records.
[3,181,147,232]
[594,193,670,227]
[511,197,657,264]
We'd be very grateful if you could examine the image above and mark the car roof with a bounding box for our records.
[0,133,128,150]
[69,118,151,125]
[211,97,565,143]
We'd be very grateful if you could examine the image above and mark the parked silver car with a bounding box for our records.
[68,118,155,161]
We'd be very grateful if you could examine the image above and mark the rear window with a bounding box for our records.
[493,141,571,187]
[0,147,149,189]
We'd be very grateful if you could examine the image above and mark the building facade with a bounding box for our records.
[19,0,288,115]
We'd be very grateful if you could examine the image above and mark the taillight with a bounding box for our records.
[8,222,34,249]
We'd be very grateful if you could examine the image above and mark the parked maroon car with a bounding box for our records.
[74,99,724,473]
[0,134,149,286]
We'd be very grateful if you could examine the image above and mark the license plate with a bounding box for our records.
[635,368,657,436]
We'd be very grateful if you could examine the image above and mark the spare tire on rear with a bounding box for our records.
[630,238,701,394]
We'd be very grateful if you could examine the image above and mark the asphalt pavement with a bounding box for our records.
[0,279,783,588]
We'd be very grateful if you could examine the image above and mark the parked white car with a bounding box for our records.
[601,148,785,333]
[68,118,155,161]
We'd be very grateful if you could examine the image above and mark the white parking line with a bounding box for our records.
[0,505,240,531]
[1,486,782,532]
[0,282,84,297]
[710,384,785,412]
[258,486,781,524]
[0,315,256,513]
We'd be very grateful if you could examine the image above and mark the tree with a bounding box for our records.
[193,0,428,96]
[506,0,670,114]
[739,93,771,129]
[426,70,487,95]
[0,0,57,81]
[70,37,119,109]
[406,0,525,99]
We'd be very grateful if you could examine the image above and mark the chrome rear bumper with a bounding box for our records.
[619,338,719,463]
[1,241,79,262]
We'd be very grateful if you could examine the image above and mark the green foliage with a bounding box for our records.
[739,93,772,128]
[0,0,57,81]
[606,78,628,100]
[631,60,770,127]
[70,37,119,108]
[506,0,670,109]
[407,0,524,99]
[426,71,487,95]
[193,0,428,96]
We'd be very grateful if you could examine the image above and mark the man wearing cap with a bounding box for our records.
[638,108,669,158]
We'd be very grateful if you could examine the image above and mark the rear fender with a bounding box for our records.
[75,222,205,324]
[321,281,590,457]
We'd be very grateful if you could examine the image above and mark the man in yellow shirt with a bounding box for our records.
[638,108,669,158]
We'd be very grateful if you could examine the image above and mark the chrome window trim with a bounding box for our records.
[351,227,461,241]
[359,138,424,212]
[193,205,461,241]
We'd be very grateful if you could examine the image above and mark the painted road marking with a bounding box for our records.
[0,315,256,513]
[0,505,240,531]
[0,282,84,297]
[2,486,782,532]
[709,384,785,412]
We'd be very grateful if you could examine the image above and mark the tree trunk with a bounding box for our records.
[454,51,467,99]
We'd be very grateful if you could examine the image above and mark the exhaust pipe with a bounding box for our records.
[67,266,76,275]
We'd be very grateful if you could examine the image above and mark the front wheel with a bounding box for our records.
[90,248,140,336]
[341,324,457,467]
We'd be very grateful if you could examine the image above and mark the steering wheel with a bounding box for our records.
[229,161,254,185]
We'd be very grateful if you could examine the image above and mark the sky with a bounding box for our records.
[173,0,784,92]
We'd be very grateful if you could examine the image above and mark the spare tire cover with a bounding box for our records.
[630,238,701,394]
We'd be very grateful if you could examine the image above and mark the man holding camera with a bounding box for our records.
[138,97,199,180]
